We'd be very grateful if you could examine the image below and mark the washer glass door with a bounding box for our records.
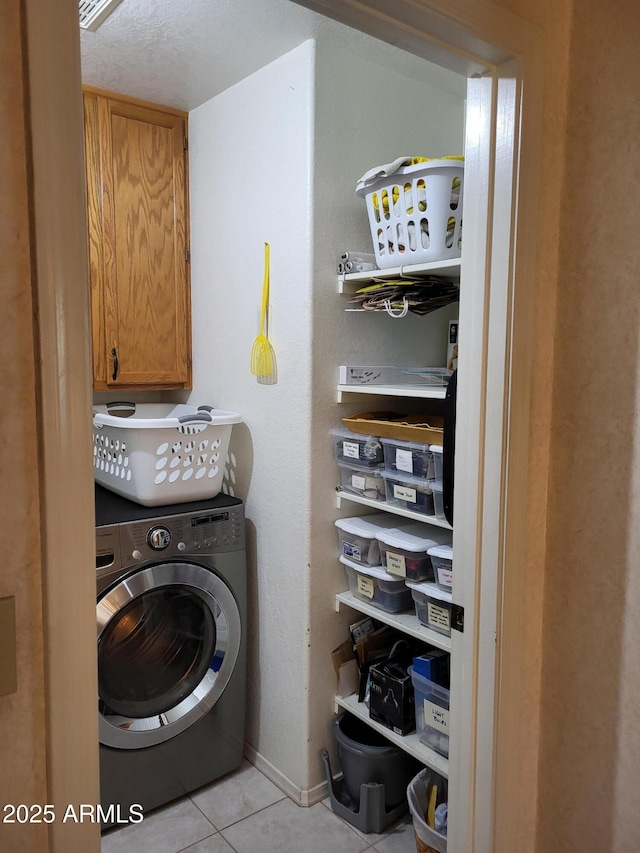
[97,562,240,749]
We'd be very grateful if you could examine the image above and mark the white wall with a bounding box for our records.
[189,28,465,798]
[188,40,316,794]
[307,35,465,792]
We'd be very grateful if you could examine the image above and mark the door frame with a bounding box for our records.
[294,3,544,852]
[23,0,545,851]
[22,0,101,851]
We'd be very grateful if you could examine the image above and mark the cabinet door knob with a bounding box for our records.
[111,347,119,382]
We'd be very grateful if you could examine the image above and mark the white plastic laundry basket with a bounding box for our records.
[92,402,242,506]
[356,160,464,270]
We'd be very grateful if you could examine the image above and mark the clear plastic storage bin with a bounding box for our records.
[381,470,435,516]
[341,556,413,613]
[428,544,453,591]
[430,444,443,483]
[375,524,451,583]
[381,437,433,480]
[406,582,452,637]
[429,480,446,521]
[331,428,383,468]
[92,402,242,507]
[337,463,386,502]
[409,666,450,757]
[335,514,404,566]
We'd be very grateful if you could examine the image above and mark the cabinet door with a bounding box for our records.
[84,91,191,389]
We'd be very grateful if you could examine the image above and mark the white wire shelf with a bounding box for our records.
[335,590,452,651]
[334,692,449,777]
[335,490,452,530]
[336,384,447,402]
[338,258,462,294]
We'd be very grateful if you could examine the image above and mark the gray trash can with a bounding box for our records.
[334,712,417,809]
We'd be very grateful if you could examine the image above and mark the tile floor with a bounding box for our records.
[101,760,417,853]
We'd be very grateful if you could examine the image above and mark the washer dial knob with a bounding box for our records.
[147,526,172,550]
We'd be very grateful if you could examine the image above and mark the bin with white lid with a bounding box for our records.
[375,524,452,583]
[335,514,411,566]
[340,555,413,613]
[405,581,452,637]
[428,544,453,591]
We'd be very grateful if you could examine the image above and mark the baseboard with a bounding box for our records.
[244,743,329,807]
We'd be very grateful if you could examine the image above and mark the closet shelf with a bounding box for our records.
[336,490,452,530]
[334,692,449,778]
[336,384,447,402]
[338,258,462,294]
[335,591,452,651]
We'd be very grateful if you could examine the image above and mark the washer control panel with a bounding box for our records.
[109,505,245,566]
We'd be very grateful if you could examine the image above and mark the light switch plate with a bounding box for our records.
[0,597,17,696]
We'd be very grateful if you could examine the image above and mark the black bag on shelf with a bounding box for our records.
[368,640,416,736]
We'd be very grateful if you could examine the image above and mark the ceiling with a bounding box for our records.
[79,0,465,112]
[81,0,331,111]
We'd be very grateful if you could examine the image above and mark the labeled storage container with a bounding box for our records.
[92,402,242,507]
[335,514,404,566]
[381,437,433,480]
[430,444,443,483]
[338,463,386,502]
[428,545,453,591]
[356,159,464,270]
[375,524,450,583]
[429,480,446,521]
[406,582,452,637]
[381,470,435,516]
[331,428,383,468]
[341,556,413,613]
[409,667,450,757]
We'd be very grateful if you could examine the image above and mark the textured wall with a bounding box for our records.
[0,4,49,850]
[188,41,316,792]
[481,1,573,849]
[536,0,640,849]
[188,31,464,795]
[308,34,465,792]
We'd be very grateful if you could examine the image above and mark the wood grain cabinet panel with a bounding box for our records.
[83,87,192,389]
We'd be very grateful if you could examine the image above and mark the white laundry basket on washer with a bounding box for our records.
[92,402,242,506]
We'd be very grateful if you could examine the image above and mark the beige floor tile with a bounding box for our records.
[190,759,286,830]
[220,797,370,853]
[179,834,236,853]
[371,814,417,853]
[100,797,216,853]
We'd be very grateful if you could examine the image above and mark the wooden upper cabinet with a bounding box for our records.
[83,87,192,389]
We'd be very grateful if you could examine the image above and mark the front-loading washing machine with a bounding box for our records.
[95,484,246,828]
